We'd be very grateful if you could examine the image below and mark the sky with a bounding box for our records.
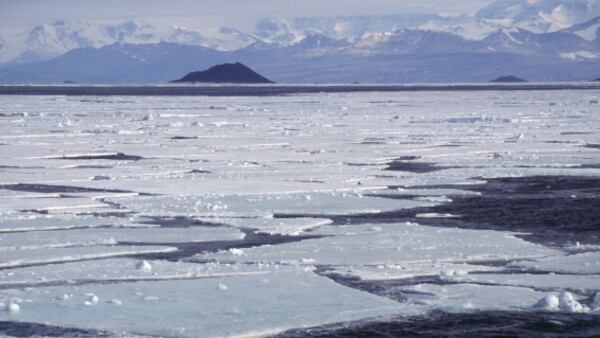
[0,0,496,34]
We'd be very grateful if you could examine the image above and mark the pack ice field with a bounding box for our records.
[0,90,599,337]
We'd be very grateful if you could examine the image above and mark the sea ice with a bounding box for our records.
[1,301,21,314]
[105,190,425,219]
[447,272,600,291]
[0,267,413,337]
[534,291,591,313]
[534,294,560,311]
[0,245,176,269]
[401,283,546,312]
[329,262,500,281]
[558,291,589,313]
[135,260,152,273]
[0,89,599,335]
[513,252,600,274]
[196,222,559,266]
[593,292,600,312]
[84,293,99,306]
[201,216,332,236]
[0,259,273,287]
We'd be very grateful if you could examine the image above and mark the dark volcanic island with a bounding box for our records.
[490,75,527,83]
[172,62,274,84]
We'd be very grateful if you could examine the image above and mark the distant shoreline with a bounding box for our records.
[0,83,599,96]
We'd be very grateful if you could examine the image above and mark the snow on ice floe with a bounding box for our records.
[0,195,115,215]
[0,226,244,252]
[534,294,561,311]
[512,252,600,274]
[534,291,591,313]
[198,217,333,236]
[0,245,176,269]
[329,262,502,281]
[447,272,600,293]
[194,222,560,266]
[0,214,144,233]
[399,283,547,312]
[0,259,272,287]
[105,191,427,219]
[415,213,461,218]
[0,267,414,337]
[556,291,589,313]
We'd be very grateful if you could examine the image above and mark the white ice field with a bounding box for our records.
[0,90,599,337]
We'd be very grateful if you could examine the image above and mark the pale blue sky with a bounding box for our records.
[0,0,496,33]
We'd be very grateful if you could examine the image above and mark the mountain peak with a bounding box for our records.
[172,63,274,84]
[477,0,600,33]
[563,16,600,41]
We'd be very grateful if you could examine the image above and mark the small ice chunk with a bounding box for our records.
[142,296,159,301]
[558,291,588,313]
[534,292,589,313]
[84,293,99,306]
[439,270,453,281]
[229,248,244,256]
[508,133,524,141]
[218,283,228,291]
[136,260,152,273]
[3,302,20,314]
[90,175,111,181]
[196,201,228,211]
[415,196,452,203]
[416,213,460,218]
[8,302,20,313]
[534,294,560,311]
[56,294,72,301]
[109,299,123,306]
[592,292,600,312]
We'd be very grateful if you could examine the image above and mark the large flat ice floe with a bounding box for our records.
[0,267,411,337]
[193,222,559,266]
[0,90,599,336]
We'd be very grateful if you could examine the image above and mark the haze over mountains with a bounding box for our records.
[1,0,599,83]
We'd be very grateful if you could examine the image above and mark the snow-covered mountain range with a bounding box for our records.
[0,0,598,83]
[0,20,257,63]
[1,0,598,64]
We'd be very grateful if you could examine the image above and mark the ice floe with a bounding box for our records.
[0,267,412,337]
[194,223,559,266]
[513,252,600,274]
